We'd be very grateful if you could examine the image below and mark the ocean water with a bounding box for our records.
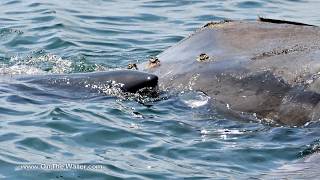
[0,0,320,179]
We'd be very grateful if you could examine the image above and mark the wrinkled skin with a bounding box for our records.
[139,19,320,126]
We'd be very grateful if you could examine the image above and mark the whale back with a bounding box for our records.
[142,20,320,126]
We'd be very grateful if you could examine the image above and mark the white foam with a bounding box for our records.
[180,91,211,108]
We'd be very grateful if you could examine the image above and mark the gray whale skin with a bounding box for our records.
[19,70,158,93]
[139,18,320,126]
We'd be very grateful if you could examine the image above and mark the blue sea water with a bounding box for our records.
[1,0,320,179]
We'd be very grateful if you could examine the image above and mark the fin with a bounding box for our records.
[258,17,316,27]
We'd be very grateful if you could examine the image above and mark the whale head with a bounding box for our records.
[102,70,158,93]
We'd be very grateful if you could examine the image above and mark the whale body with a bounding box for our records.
[139,18,320,126]
[19,70,158,93]
[1,70,158,99]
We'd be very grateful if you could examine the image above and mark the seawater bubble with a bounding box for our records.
[0,64,45,75]
[180,91,211,108]
[200,129,209,135]
[188,73,200,91]
[216,129,244,135]
[129,123,139,129]
[3,53,73,75]
[220,134,227,139]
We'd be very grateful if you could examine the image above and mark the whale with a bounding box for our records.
[1,70,158,99]
[3,18,320,126]
[137,18,320,126]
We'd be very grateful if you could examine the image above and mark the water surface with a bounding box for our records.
[0,0,320,179]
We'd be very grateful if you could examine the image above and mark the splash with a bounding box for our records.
[10,54,73,74]
[0,53,109,75]
[80,80,159,103]
[299,139,320,157]
[0,54,73,75]
[179,91,211,108]
[188,73,200,91]
[0,64,44,75]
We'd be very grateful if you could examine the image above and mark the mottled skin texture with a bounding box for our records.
[139,19,320,126]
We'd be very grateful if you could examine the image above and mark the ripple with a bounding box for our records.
[75,15,135,23]
[44,37,78,50]
[0,133,20,142]
[30,15,56,23]
[47,107,82,122]
[45,121,79,133]
[236,1,264,8]
[136,13,168,22]
[27,2,54,8]
[72,128,150,148]
[4,35,39,49]
[141,0,200,8]
[0,107,33,116]
[15,137,60,153]
[5,94,44,105]
[2,0,21,6]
